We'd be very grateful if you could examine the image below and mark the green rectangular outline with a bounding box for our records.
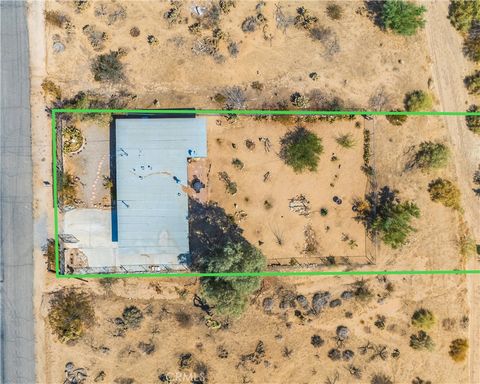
[52,108,480,278]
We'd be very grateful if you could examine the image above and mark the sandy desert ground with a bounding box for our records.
[27,1,479,383]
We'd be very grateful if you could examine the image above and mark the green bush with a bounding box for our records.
[382,0,426,36]
[464,70,480,94]
[449,338,469,362]
[412,141,450,170]
[48,288,95,343]
[91,50,125,83]
[410,330,435,351]
[386,110,408,125]
[200,241,266,316]
[411,308,435,330]
[448,0,480,33]
[355,186,420,248]
[466,105,480,134]
[336,133,356,148]
[280,127,323,172]
[428,178,461,210]
[464,31,480,62]
[405,90,433,111]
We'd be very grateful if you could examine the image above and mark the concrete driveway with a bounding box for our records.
[0,1,35,383]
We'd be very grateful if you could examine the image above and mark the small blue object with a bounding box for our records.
[188,149,193,156]
[173,176,180,183]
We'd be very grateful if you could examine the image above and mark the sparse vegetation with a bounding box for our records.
[199,241,266,316]
[463,28,480,62]
[91,50,125,83]
[41,79,62,100]
[218,171,237,194]
[45,10,69,28]
[62,125,84,153]
[382,0,426,36]
[122,306,144,329]
[355,187,420,248]
[448,338,469,362]
[59,171,78,207]
[405,90,433,111]
[411,308,435,330]
[428,178,461,210]
[280,127,323,172]
[411,141,450,171]
[48,288,95,343]
[371,374,393,384]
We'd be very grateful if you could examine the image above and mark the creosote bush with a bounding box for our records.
[412,141,450,171]
[382,0,426,36]
[449,0,480,33]
[428,178,461,210]
[466,105,480,134]
[411,308,435,330]
[336,133,356,148]
[410,330,434,351]
[91,50,126,83]
[464,70,480,94]
[48,288,95,343]
[463,29,480,62]
[386,110,408,125]
[122,305,144,329]
[280,127,323,172]
[405,90,433,111]
[448,338,469,362]
[326,3,343,20]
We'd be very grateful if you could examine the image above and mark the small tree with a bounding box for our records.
[464,29,480,62]
[382,0,426,36]
[48,288,95,343]
[200,241,266,316]
[91,50,125,83]
[405,90,433,111]
[280,127,323,172]
[449,338,469,362]
[355,186,420,248]
[411,308,435,330]
[464,70,480,94]
[410,330,435,351]
[412,141,450,170]
[449,0,480,33]
[428,178,461,210]
[466,105,480,134]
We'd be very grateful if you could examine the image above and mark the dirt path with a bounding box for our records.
[425,2,480,383]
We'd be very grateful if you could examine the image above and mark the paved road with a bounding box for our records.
[0,1,35,383]
[425,3,480,383]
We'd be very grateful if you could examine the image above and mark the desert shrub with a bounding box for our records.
[44,238,56,272]
[411,308,435,330]
[464,27,480,62]
[336,133,356,148]
[311,334,325,347]
[294,6,318,30]
[464,70,480,94]
[232,158,244,170]
[352,280,374,302]
[218,171,237,194]
[326,3,343,20]
[410,330,435,351]
[45,10,69,27]
[355,186,420,248]
[412,141,450,170]
[122,306,143,329]
[386,110,408,125]
[223,86,247,109]
[466,105,480,134]
[175,312,192,328]
[41,79,62,100]
[290,92,311,108]
[405,90,433,111]
[428,178,461,210]
[280,127,323,172]
[382,0,426,36]
[59,172,78,207]
[48,288,95,343]
[448,338,469,362]
[129,26,140,37]
[449,0,480,33]
[371,374,393,384]
[200,241,266,316]
[91,50,125,83]
[62,125,84,153]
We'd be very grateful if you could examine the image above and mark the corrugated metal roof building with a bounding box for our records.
[113,117,207,267]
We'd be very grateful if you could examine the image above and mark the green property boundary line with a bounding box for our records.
[52,108,480,279]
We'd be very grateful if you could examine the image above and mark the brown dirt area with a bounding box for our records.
[30,1,478,383]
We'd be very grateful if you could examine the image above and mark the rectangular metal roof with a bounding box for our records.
[114,117,207,266]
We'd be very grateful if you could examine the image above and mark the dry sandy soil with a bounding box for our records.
[29,1,478,383]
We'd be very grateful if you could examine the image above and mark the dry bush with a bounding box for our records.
[41,79,62,100]
[428,178,461,210]
[449,338,469,362]
[45,10,69,28]
[411,308,435,330]
[48,288,95,343]
[91,50,126,83]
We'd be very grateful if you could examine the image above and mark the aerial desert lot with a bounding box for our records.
[26,1,479,383]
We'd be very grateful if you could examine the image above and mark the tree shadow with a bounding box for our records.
[185,198,247,270]
[355,186,398,230]
[364,0,385,29]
